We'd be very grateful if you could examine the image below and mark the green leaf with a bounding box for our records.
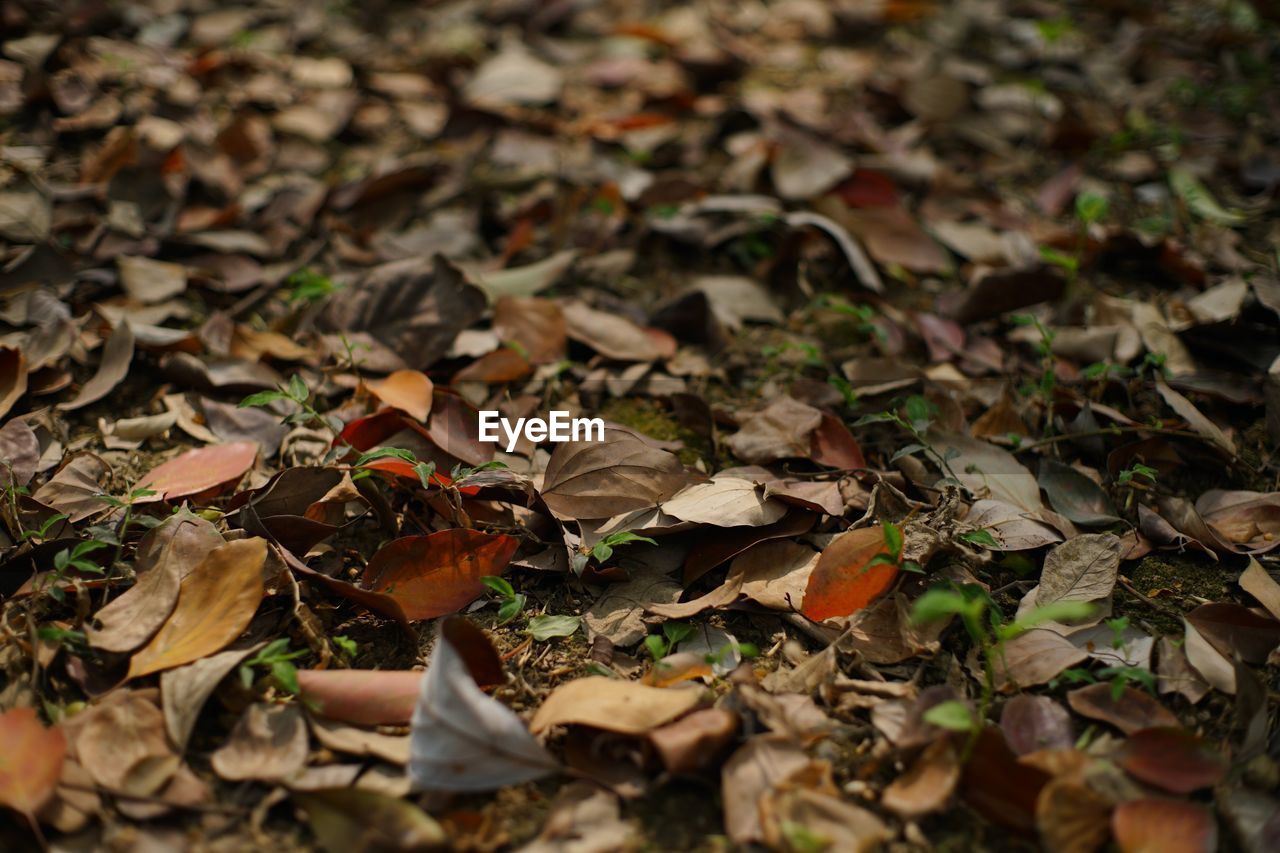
[1169,166,1245,226]
[497,595,525,625]
[922,700,976,732]
[1075,191,1109,226]
[910,589,971,624]
[239,389,287,409]
[1013,600,1097,631]
[890,443,927,462]
[866,553,899,570]
[288,373,310,402]
[528,614,581,641]
[599,531,658,549]
[643,634,667,661]
[881,522,903,559]
[958,529,1000,549]
[272,660,300,695]
[592,543,613,563]
[353,447,418,466]
[663,622,695,647]
[332,635,358,658]
[480,575,515,599]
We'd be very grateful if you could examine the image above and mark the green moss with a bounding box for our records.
[1119,554,1231,635]
[600,398,709,468]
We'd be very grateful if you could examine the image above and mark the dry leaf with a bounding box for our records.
[530,677,704,736]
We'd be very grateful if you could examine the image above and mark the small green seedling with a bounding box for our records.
[43,540,110,603]
[572,531,657,576]
[481,576,525,625]
[239,638,306,695]
[644,622,695,662]
[867,521,922,573]
[286,269,342,304]
[528,614,581,641]
[332,635,358,659]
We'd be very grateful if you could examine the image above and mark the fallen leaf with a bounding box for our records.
[531,677,704,735]
[1000,695,1075,756]
[989,628,1089,691]
[365,370,434,422]
[965,500,1063,550]
[760,785,891,852]
[136,440,258,502]
[118,256,187,303]
[1067,683,1180,735]
[1023,533,1122,614]
[932,431,1043,513]
[297,670,423,726]
[660,478,785,527]
[410,618,557,791]
[725,397,823,464]
[161,644,264,749]
[648,708,739,774]
[0,417,39,488]
[1117,727,1227,794]
[75,691,175,794]
[0,347,29,422]
[127,538,267,679]
[32,452,111,522]
[1239,557,1280,621]
[1185,602,1280,664]
[801,526,898,622]
[361,529,519,621]
[541,426,687,519]
[520,782,634,853]
[1036,777,1113,853]
[493,296,566,364]
[721,735,810,844]
[211,703,308,782]
[87,508,224,653]
[882,737,961,819]
[960,727,1050,836]
[308,716,410,765]
[465,39,563,107]
[58,320,134,411]
[0,707,67,822]
[562,300,672,362]
[295,788,447,853]
[1112,798,1218,853]
[1039,460,1121,526]
[1183,617,1236,695]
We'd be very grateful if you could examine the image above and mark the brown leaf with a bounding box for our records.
[127,538,267,679]
[0,417,39,488]
[1001,695,1075,756]
[561,300,673,362]
[1239,557,1280,621]
[361,529,519,621]
[933,431,1044,513]
[161,644,264,749]
[1185,602,1280,664]
[1036,777,1113,853]
[1067,683,1180,735]
[724,396,823,464]
[660,478,786,527]
[960,727,1051,836]
[882,737,961,819]
[801,526,898,622]
[211,703,308,782]
[0,346,28,422]
[648,708,739,774]
[989,629,1089,691]
[365,369,434,422]
[136,440,258,502]
[1112,799,1218,853]
[294,788,447,853]
[75,691,175,795]
[1117,727,1227,794]
[721,735,810,844]
[0,707,67,820]
[32,452,111,522]
[530,677,704,736]
[541,425,687,519]
[117,256,187,303]
[58,320,134,411]
[1023,533,1122,614]
[321,254,486,371]
[493,296,566,364]
[87,508,224,653]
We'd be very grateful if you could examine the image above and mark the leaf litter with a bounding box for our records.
[2,1,1280,851]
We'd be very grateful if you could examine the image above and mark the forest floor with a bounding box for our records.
[1,0,1279,851]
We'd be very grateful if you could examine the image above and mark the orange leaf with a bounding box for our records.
[297,670,423,726]
[0,707,66,820]
[451,348,531,384]
[365,370,434,422]
[128,538,267,678]
[137,440,258,502]
[801,526,898,621]
[1112,799,1217,853]
[361,529,519,621]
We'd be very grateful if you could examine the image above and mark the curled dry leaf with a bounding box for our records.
[1112,799,1218,853]
[562,300,672,362]
[361,529,519,621]
[58,320,134,412]
[0,707,67,821]
[127,538,267,679]
[410,618,557,792]
[801,526,898,622]
[881,737,961,819]
[721,735,811,845]
[530,677,704,736]
[297,669,423,727]
[161,644,264,749]
[1239,558,1280,621]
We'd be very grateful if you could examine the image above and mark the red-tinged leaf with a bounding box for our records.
[832,169,899,208]
[359,457,453,488]
[1112,799,1217,853]
[364,370,434,422]
[137,440,258,502]
[426,391,492,467]
[1117,728,1227,794]
[451,348,532,384]
[297,670,423,726]
[361,529,519,621]
[337,409,409,452]
[801,526,898,621]
[0,707,67,820]
[960,726,1050,837]
[1066,683,1179,735]
[809,412,866,469]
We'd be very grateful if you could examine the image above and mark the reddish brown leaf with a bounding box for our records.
[1185,602,1280,664]
[1000,695,1074,756]
[137,440,258,502]
[1117,728,1227,794]
[960,727,1050,837]
[361,529,519,621]
[1067,683,1180,735]
[1112,799,1217,853]
[801,526,898,621]
[297,670,423,726]
[0,707,67,820]
[451,348,532,384]
[809,412,866,469]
